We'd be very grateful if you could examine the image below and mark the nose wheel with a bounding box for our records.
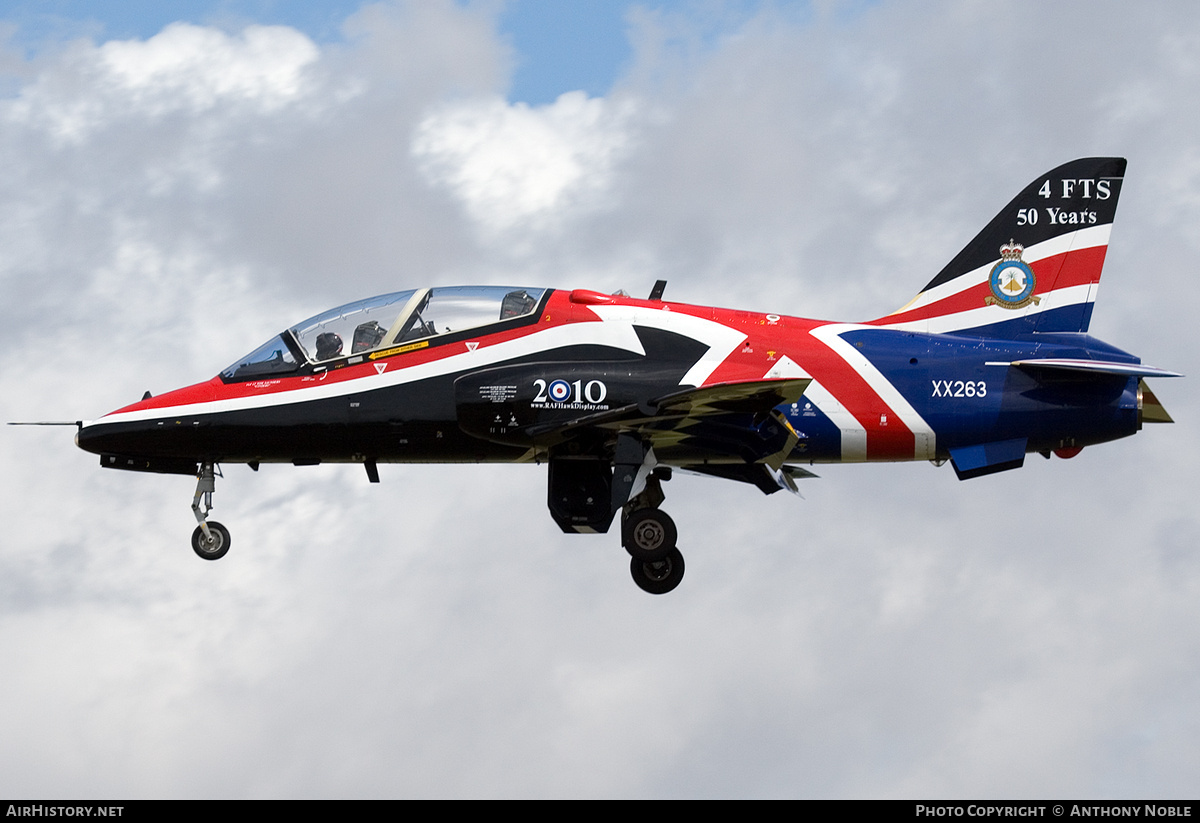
[190,462,231,560]
[191,520,231,560]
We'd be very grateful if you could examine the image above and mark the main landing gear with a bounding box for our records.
[547,442,688,594]
[622,469,685,595]
[190,462,231,560]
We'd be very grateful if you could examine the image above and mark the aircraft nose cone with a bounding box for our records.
[75,418,157,457]
[75,421,114,455]
[75,418,203,476]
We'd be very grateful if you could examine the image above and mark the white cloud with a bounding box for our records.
[98,24,319,113]
[412,90,637,238]
[8,23,320,145]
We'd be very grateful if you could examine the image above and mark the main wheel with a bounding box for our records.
[630,547,685,595]
[191,521,231,561]
[622,508,677,562]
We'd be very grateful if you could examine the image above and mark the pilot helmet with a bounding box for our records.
[315,332,343,361]
[500,290,535,319]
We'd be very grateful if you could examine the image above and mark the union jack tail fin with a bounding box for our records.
[873,157,1127,337]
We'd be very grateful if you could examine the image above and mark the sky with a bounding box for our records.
[1,0,1198,800]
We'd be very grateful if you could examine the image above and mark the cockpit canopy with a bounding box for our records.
[222,286,545,381]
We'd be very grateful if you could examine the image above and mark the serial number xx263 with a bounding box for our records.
[932,380,987,398]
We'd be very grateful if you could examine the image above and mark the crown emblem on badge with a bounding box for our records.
[986,238,1041,309]
[999,240,1024,261]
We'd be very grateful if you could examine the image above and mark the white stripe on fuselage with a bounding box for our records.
[763,357,868,465]
[759,348,927,463]
[587,304,747,386]
[800,379,868,461]
[760,356,868,459]
[94,318,649,426]
[809,324,935,459]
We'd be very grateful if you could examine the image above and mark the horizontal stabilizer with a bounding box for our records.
[987,358,1182,378]
[949,438,1027,480]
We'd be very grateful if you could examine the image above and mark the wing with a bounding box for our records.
[456,365,811,481]
[548,378,814,493]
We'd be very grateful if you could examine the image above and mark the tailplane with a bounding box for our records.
[874,157,1126,337]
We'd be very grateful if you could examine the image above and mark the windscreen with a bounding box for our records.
[220,334,300,381]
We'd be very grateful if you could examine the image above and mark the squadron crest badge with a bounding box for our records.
[986,240,1041,309]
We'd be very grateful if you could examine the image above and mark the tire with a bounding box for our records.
[622,508,677,562]
[191,521,231,561]
[630,548,685,595]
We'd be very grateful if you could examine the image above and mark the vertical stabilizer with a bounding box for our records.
[874,158,1126,337]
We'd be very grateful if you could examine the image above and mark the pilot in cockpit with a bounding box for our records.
[315,332,343,361]
[500,289,536,319]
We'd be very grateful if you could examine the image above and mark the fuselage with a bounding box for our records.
[59,158,1179,590]
[75,286,1144,474]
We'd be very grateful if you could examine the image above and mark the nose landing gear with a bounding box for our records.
[190,462,231,560]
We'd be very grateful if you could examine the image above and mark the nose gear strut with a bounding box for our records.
[190,462,231,560]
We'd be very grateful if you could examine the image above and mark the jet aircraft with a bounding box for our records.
[67,158,1179,594]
